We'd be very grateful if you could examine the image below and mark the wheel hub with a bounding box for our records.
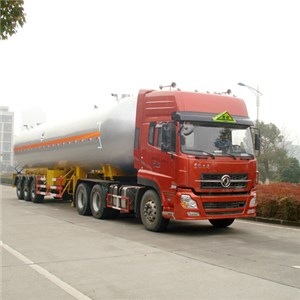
[77,191,84,209]
[92,194,100,212]
[144,200,157,222]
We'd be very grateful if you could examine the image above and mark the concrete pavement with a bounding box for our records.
[1,185,300,299]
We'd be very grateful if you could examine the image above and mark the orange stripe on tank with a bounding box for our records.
[14,131,100,152]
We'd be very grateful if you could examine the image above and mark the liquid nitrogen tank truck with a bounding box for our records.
[13,87,260,232]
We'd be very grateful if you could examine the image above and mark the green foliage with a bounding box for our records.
[256,121,300,183]
[0,176,14,185]
[278,157,300,183]
[0,0,26,40]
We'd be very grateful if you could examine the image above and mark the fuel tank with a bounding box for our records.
[14,96,137,174]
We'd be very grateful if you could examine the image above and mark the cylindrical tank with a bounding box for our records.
[14,96,137,174]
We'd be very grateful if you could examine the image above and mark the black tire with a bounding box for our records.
[54,193,71,201]
[16,177,24,200]
[90,184,119,219]
[75,183,92,215]
[209,218,235,228]
[140,190,169,232]
[62,192,72,201]
[30,178,45,203]
[23,178,32,202]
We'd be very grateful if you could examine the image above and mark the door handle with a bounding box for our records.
[152,162,160,167]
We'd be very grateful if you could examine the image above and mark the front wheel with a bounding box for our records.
[140,190,169,232]
[209,218,235,228]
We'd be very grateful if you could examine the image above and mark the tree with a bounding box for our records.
[0,0,26,40]
[257,121,300,183]
[257,121,287,183]
[278,157,300,183]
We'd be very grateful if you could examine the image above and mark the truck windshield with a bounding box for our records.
[180,122,255,158]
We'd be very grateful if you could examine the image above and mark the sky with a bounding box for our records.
[1,0,300,144]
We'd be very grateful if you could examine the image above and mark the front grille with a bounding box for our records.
[205,210,244,215]
[200,173,249,189]
[203,201,246,209]
[203,201,246,216]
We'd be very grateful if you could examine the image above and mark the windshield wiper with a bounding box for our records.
[240,152,255,159]
[224,152,255,160]
[186,150,215,159]
[224,153,237,160]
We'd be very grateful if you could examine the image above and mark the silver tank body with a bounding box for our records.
[14,96,137,174]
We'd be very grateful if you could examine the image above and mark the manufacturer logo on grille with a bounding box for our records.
[221,174,231,187]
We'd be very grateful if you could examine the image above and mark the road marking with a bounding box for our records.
[0,240,92,300]
[292,266,300,269]
[237,220,300,231]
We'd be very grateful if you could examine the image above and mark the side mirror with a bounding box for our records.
[255,133,260,151]
[161,122,176,153]
[161,123,170,152]
[181,124,194,136]
[251,127,260,156]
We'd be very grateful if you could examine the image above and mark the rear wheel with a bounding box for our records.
[140,190,169,232]
[23,178,32,201]
[30,178,44,203]
[75,183,92,215]
[90,184,119,219]
[16,177,24,200]
[209,218,235,228]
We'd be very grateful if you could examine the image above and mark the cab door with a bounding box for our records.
[154,122,177,192]
[138,121,177,196]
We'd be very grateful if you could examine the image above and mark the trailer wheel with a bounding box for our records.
[75,183,92,216]
[16,177,24,200]
[90,184,119,219]
[209,218,235,228]
[23,178,32,202]
[30,178,44,203]
[140,190,169,232]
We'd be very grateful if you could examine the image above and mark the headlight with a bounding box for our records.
[249,193,257,207]
[180,195,198,209]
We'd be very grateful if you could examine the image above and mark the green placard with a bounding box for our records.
[212,111,236,123]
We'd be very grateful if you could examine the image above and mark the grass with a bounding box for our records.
[0,173,14,185]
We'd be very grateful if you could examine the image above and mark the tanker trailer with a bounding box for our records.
[14,95,139,215]
[14,96,137,172]
[14,88,260,232]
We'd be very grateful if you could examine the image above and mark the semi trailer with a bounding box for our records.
[13,88,260,231]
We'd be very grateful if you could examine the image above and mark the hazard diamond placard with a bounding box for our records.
[212,111,236,123]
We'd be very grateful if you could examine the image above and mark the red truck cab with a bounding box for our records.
[134,89,259,230]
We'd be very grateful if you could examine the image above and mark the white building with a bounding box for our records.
[0,106,14,173]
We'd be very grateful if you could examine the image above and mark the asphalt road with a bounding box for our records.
[1,184,300,300]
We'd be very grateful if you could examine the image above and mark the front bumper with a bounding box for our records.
[162,188,257,220]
